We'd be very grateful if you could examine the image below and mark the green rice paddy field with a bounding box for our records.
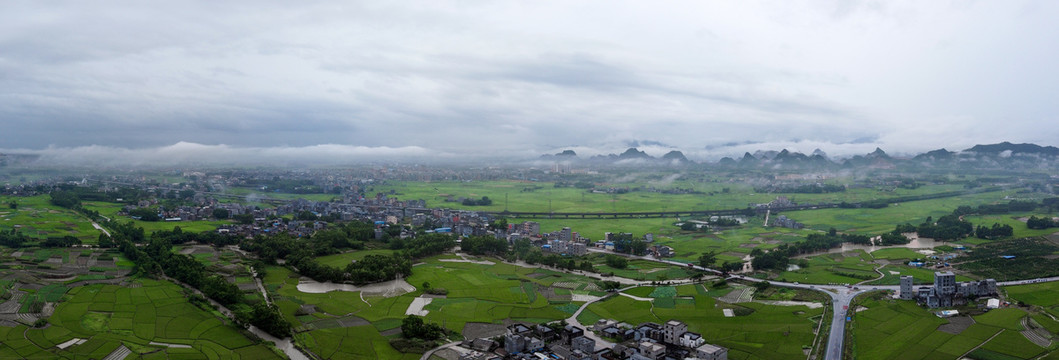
[373,180,969,214]
[0,279,280,359]
[82,201,231,234]
[577,284,823,360]
[784,190,1020,235]
[513,188,1023,271]
[962,213,1059,239]
[849,296,1055,360]
[1005,281,1059,319]
[315,249,399,268]
[0,195,101,243]
[265,256,594,359]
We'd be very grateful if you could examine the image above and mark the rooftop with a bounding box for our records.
[696,343,726,354]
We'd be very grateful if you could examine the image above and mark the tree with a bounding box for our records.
[98,233,114,248]
[720,261,743,274]
[7,201,15,210]
[402,315,444,340]
[629,239,647,256]
[461,235,508,255]
[295,210,318,221]
[128,207,161,222]
[604,254,628,269]
[249,303,291,337]
[233,213,254,225]
[212,208,230,219]
[680,222,697,231]
[698,251,717,268]
[488,218,508,231]
[1027,216,1057,230]
[513,238,532,259]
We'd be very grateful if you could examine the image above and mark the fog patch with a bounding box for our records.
[648,173,682,187]
[6,142,438,167]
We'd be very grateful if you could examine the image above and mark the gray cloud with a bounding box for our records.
[1,0,1057,162]
[5,142,436,167]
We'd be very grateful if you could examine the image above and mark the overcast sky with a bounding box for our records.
[2,0,1057,164]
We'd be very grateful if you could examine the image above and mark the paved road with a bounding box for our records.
[422,248,1059,360]
[629,253,1059,360]
[566,285,642,352]
[419,341,461,360]
[725,274,895,360]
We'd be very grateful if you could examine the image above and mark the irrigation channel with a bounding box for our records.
[163,275,310,360]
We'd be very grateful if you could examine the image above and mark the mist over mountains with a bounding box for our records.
[2,141,1058,169]
[538,141,1059,169]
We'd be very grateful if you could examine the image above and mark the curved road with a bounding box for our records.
[566,285,642,351]
[605,251,1059,360]
[420,249,1059,360]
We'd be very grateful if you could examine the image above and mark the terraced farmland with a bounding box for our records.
[0,279,280,359]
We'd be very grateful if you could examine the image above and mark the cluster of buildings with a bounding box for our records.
[752,196,796,209]
[457,321,727,360]
[899,271,998,308]
[26,173,684,262]
[542,239,589,256]
[124,201,263,222]
[770,215,804,229]
[216,219,328,238]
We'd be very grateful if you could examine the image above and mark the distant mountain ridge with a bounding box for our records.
[536,141,1059,169]
[964,142,1059,156]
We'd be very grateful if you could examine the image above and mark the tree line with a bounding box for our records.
[1027,216,1058,229]
[105,221,291,338]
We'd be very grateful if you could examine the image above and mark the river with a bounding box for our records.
[248,325,310,360]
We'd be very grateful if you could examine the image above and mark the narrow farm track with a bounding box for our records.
[565,284,641,351]
[856,265,886,285]
[960,329,1005,359]
[162,275,312,360]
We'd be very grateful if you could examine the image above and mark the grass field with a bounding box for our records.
[866,265,973,285]
[373,180,973,214]
[267,256,588,359]
[577,286,823,360]
[1005,281,1059,318]
[585,254,694,281]
[849,294,1048,360]
[316,249,398,268]
[0,279,280,359]
[784,190,1018,235]
[778,251,878,284]
[514,217,678,243]
[869,248,927,261]
[0,195,102,243]
[962,213,1059,239]
[82,201,231,233]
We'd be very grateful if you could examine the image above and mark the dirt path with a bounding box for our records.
[91,222,111,237]
[618,293,653,302]
[959,329,1005,359]
[856,265,886,285]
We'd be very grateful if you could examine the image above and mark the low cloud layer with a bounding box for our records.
[5,142,435,167]
[2,1,1057,161]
